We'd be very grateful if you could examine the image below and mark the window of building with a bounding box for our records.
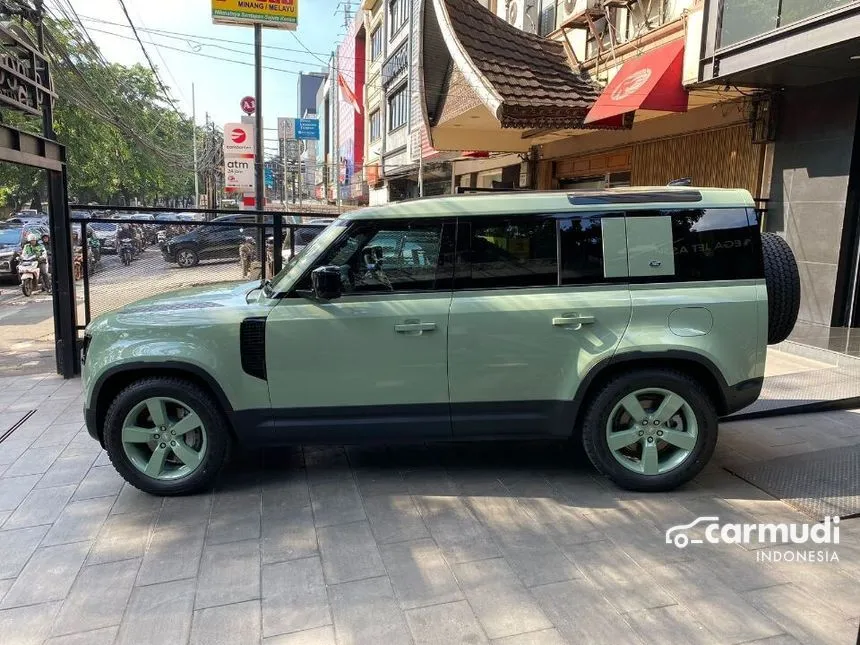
[559,215,605,284]
[387,84,408,132]
[370,25,384,61]
[311,220,450,293]
[719,0,851,48]
[624,0,667,41]
[538,0,556,35]
[585,9,618,59]
[369,110,382,142]
[465,217,558,289]
[388,0,408,39]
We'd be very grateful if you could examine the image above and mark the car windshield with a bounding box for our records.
[269,219,347,294]
[0,228,21,245]
[90,222,118,232]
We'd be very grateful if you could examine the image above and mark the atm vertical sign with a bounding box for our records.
[211,0,298,29]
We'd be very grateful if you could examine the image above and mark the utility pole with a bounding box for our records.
[253,24,265,273]
[192,83,199,207]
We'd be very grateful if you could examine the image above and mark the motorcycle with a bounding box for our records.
[119,238,135,266]
[18,257,51,297]
[157,230,167,247]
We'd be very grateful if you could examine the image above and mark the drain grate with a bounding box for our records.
[726,445,860,520]
[0,410,36,444]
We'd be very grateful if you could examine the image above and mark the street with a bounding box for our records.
[0,245,254,374]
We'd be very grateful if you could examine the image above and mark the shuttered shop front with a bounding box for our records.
[630,124,764,196]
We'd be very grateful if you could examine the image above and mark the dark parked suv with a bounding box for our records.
[161,214,272,268]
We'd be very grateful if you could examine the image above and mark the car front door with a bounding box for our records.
[264,218,455,443]
[447,213,632,438]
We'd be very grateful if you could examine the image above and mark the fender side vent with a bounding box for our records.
[240,317,267,380]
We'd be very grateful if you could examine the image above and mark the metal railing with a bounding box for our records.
[68,205,332,327]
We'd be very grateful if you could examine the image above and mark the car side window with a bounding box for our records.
[464,217,558,289]
[308,219,451,293]
[629,208,762,281]
[559,214,606,285]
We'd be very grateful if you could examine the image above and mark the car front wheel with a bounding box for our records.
[175,247,199,268]
[103,378,230,495]
[581,369,717,492]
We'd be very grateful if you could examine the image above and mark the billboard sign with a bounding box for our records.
[212,0,298,29]
[295,118,319,140]
[224,122,255,191]
[223,123,254,155]
[225,158,254,191]
[278,117,295,140]
[284,139,302,162]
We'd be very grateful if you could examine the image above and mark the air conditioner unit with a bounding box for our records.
[506,0,524,30]
[556,0,603,29]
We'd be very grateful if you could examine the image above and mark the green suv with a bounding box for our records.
[81,188,800,495]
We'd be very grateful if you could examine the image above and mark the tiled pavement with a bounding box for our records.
[0,374,859,645]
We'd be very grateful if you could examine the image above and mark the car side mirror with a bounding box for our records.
[311,265,342,300]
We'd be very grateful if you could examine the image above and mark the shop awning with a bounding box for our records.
[584,40,688,126]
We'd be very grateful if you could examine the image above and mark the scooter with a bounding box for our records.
[119,238,135,266]
[18,257,51,297]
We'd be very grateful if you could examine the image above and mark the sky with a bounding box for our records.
[57,0,347,158]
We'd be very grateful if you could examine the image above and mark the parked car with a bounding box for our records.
[161,214,272,268]
[89,221,120,254]
[82,188,800,495]
[0,223,49,279]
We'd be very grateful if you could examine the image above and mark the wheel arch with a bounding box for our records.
[90,361,236,445]
[572,350,734,434]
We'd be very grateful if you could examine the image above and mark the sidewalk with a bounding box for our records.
[0,374,858,645]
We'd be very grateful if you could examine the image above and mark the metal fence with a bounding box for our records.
[69,205,336,326]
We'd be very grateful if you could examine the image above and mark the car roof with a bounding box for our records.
[340,187,756,221]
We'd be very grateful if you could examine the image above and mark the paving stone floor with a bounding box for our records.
[0,373,859,645]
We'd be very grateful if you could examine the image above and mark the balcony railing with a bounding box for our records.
[718,0,856,48]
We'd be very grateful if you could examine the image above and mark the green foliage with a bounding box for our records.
[0,19,199,209]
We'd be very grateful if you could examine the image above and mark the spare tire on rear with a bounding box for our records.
[762,232,800,345]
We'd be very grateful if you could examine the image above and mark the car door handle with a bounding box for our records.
[394,321,437,333]
[552,315,595,328]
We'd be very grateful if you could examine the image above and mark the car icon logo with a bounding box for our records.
[665,516,719,548]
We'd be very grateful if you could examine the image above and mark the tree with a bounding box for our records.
[0,17,200,211]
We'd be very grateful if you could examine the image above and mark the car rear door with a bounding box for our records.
[447,213,632,438]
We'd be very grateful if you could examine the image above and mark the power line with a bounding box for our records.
[114,0,181,114]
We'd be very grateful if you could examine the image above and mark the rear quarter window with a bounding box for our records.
[631,208,762,281]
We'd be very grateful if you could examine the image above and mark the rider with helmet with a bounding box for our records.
[21,233,50,291]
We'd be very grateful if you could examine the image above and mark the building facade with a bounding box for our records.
[700,0,860,329]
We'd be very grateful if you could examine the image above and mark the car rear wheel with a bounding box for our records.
[581,369,717,492]
[103,378,230,495]
[175,247,199,268]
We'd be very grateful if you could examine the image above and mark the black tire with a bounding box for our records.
[581,369,718,492]
[21,278,32,297]
[762,233,800,345]
[176,247,199,268]
[103,377,230,495]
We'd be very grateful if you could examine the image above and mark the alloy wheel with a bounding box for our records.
[605,388,698,476]
[121,396,207,480]
[177,249,196,267]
